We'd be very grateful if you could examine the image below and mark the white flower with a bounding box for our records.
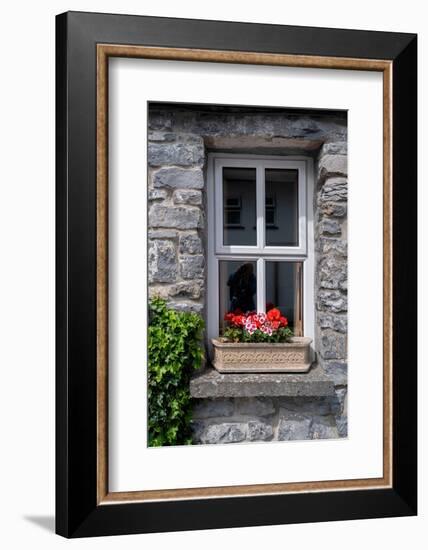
[245,322,257,335]
[260,323,273,336]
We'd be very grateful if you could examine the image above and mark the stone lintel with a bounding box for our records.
[190,364,335,399]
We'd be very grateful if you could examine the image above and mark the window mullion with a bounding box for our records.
[257,258,265,313]
[256,165,264,251]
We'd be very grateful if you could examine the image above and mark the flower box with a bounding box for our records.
[211,337,313,374]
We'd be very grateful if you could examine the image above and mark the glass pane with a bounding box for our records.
[219,260,257,334]
[265,168,299,246]
[265,261,303,335]
[223,167,257,246]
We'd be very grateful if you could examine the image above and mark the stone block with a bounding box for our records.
[149,204,202,229]
[148,140,204,167]
[336,416,348,437]
[322,361,348,386]
[180,255,205,279]
[334,387,348,415]
[148,188,168,201]
[319,256,347,290]
[169,281,204,300]
[319,219,341,236]
[190,365,335,399]
[281,117,322,138]
[148,111,173,130]
[317,290,347,313]
[153,167,205,190]
[190,420,204,442]
[318,313,347,334]
[148,229,178,240]
[320,202,347,217]
[320,331,346,360]
[278,415,311,440]
[247,421,274,441]
[148,285,171,300]
[279,397,332,417]
[179,233,203,255]
[318,154,347,180]
[320,141,348,155]
[148,240,177,283]
[235,397,275,417]
[148,131,176,142]
[164,110,346,142]
[318,238,347,257]
[173,189,202,205]
[192,399,234,419]
[200,423,246,444]
[311,416,339,439]
[319,177,347,202]
[166,301,203,314]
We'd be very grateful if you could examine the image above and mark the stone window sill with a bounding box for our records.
[190,363,334,399]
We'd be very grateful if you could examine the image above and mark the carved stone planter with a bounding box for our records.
[211,337,313,374]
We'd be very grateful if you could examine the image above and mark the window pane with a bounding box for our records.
[223,167,257,246]
[265,261,303,335]
[219,260,257,333]
[265,168,299,246]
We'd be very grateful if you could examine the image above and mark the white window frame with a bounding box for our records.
[207,153,315,352]
[214,156,307,255]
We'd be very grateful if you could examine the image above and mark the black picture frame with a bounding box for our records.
[56,11,417,538]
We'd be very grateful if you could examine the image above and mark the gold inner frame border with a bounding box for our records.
[96,44,393,504]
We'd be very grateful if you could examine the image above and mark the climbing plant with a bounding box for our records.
[148,297,204,446]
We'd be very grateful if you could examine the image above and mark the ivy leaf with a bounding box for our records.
[148,298,204,446]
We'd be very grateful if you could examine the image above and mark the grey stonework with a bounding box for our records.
[180,255,205,279]
[173,189,203,206]
[191,396,341,444]
[179,233,203,255]
[322,361,347,386]
[149,204,202,230]
[153,166,205,190]
[148,240,177,284]
[148,136,205,167]
[190,365,334,398]
[248,421,274,441]
[315,142,348,436]
[317,289,347,314]
[148,105,347,439]
[149,109,347,143]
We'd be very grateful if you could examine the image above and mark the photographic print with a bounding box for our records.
[56,12,417,536]
[147,103,348,446]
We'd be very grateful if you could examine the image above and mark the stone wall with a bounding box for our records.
[315,143,348,436]
[147,104,348,442]
[192,396,340,444]
[148,133,206,314]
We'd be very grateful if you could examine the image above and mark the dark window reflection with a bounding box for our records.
[219,261,257,333]
[223,167,257,246]
[265,261,303,335]
[265,169,299,246]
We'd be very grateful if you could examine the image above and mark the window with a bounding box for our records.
[265,195,276,227]
[208,154,314,344]
[224,196,242,228]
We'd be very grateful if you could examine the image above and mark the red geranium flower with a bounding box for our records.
[233,315,245,327]
[267,308,281,321]
[280,316,288,327]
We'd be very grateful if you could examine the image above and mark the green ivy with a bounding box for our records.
[148,298,204,446]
